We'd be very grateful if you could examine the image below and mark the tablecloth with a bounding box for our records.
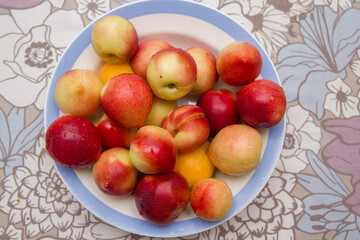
[1,0,360,239]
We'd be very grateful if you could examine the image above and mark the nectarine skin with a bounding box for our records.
[162,105,210,153]
[236,79,286,128]
[186,46,218,95]
[145,96,177,127]
[216,41,262,86]
[94,113,137,149]
[129,126,177,174]
[190,178,232,221]
[197,89,239,137]
[54,69,103,117]
[45,115,102,168]
[100,73,153,128]
[207,124,262,175]
[135,172,190,225]
[130,39,172,80]
[91,15,138,63]
[146,48,197,100]
[92,147,138,197]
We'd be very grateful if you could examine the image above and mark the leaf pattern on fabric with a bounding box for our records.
[0,108,43,176]
[297,151,360,238]
[276,6,360,119]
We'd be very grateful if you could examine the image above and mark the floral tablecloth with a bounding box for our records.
[1,0,360,239]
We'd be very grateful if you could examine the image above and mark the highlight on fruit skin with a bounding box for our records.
[236,79,286,128]
[196,88,239,137]
[45,115,102,169]
[100,73,153,128]
[92,147,138,198]
[93,111,138,150]
[134,172,190,225]
[129,125,177,174]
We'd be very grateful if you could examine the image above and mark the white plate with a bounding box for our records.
[44,0,285,237]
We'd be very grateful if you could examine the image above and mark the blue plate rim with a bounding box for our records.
[44,0,285,237]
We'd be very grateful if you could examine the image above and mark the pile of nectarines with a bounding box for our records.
[45,15,286,226]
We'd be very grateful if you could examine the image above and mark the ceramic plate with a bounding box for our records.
[44,0,285,237]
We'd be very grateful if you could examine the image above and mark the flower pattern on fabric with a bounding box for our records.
[276,6,360,119]
[0,225,23,240]
[0,108,43,176]
[297,150,360,239]
[278,105,321,173]
[1,25,57,110]
[76,0,111,20]
[350,49,360,80]
[314,0,352,12]
[269,0,313,18]
[242,1,291,59]
[235,170,303,239]
[0,136,100,239]
[200,169,304,240]
[196,0,291,59]
[324,77,360,118]
[24,41,54,68]
[0,1,84,110]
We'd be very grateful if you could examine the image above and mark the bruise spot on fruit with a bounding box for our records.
[160,75,163,78]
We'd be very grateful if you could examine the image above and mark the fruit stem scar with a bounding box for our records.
[168,83,175,89]
[77,87,84,94]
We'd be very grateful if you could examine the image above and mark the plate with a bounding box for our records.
[44,0,285,237]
